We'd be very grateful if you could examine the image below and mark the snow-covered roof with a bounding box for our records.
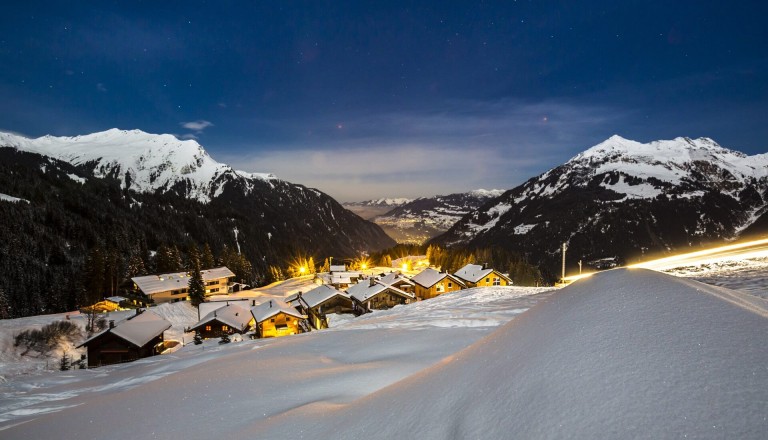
[330,272,362,285]
[348,282,414,302]
[378,272,415,287]
[345,279,373,297]
[251,299,305,323]
[78,310,171,348]
[190,304,252,332]
[411,268,456,288]
[452,264,511,284]
[132,266,234,295]
[330,265,347,272]
[300,285,351,309]
[105,296,128,304]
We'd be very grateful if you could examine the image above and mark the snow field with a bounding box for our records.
[0,285,553,437]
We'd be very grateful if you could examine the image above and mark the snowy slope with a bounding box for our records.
[0,129,276,203]
[1,269,766,439]
[276,269,768,439]
[0,285,553,435]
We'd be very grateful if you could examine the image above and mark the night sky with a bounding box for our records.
[1,1,767,201]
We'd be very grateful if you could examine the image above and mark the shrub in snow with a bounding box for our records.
[14,321,82,355]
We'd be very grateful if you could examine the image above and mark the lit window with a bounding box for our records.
[205,325,211,331]
[222,325,228,331]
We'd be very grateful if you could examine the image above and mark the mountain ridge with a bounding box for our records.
[430,135,768,278]
[0,129,395,317]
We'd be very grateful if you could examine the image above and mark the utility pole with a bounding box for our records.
[578,259,583,275]
[561,242,567,281]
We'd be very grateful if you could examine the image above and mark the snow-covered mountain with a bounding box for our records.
[432,136,768,277]
[343,198,413,221]
[0,129,395,316]
[346,198,413,208]
[0,128,277,203]
[372,189,505,243]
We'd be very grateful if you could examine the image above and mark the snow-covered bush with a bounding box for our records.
[13,321,82,356]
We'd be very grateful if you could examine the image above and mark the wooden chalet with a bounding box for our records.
[131,266,235,304]
[77,309,171,368]
[453,264,513,288]
[347,277,415,314]
[291,285,354,330]
[411,268,466,300]
[189,303,254,339]
[251,299,306,338]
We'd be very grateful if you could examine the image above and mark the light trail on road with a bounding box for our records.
[562,237,768,283]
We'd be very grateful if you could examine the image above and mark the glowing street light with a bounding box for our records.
[299,266,306,274]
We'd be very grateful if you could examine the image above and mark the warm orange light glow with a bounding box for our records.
[299,266,306,274]
[561,237,768,284]
[627,237,768,271]
[361,263,367,270]
[402,263,409,271]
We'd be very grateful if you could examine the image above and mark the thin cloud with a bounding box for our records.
[181,120,214,132]
[96,83,107,92]
[219,98,628,201]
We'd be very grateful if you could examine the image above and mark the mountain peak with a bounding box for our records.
[0,128,276,203]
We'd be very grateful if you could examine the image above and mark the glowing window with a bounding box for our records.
[205,325,211,331]
[222,325,228,331]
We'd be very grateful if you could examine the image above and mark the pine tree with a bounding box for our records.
[103,248,121,296]
[126,248,147,279]
[156,244,183,273]
[59,353,70,371]
[0,288,11,319]
[320,258,330,273]
[219,333,231,344]
[188,245,205,307]
[185,244,199,271]
[83,246,105,305]
[201,243,215,269]
[307,257,316,274]
[193,330,203,345]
